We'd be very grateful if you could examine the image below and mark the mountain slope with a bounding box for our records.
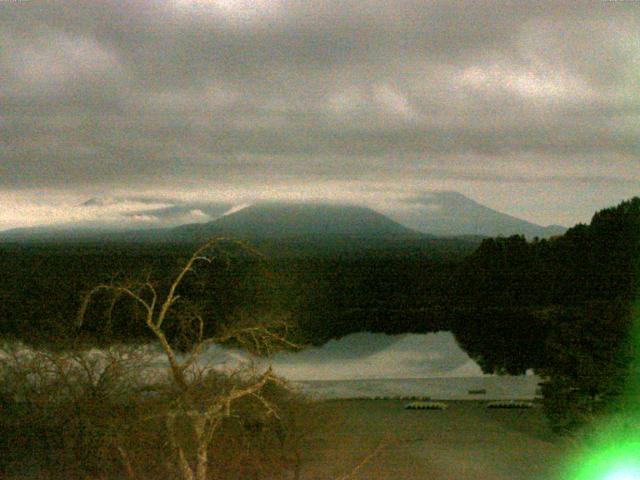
[392,191,566,238]
[173,202,426,240]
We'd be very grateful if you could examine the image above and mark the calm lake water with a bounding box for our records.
[1,333,543,401]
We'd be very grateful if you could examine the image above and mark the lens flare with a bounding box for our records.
[604,469,640,480]
[560,288,640,479]
[565,441,640,480]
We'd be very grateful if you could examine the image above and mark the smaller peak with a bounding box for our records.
[80,197,114,207]
[79,196,125,207]
[80,197,107,207]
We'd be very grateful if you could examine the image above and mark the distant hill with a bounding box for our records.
[172,202,425,240]
[391,191,566,239]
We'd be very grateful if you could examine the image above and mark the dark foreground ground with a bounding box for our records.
[299,399,568,480]
[5,399,569,480]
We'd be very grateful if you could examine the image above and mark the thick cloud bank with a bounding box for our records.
[1,1,638,228]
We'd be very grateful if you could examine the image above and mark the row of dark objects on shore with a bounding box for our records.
[331,396,536,409]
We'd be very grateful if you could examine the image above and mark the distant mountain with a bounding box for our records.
[391,191,566,239]
[0,201,481,259]
[0,193,565,246]
[0,202,424,243]
[172,202,425,240]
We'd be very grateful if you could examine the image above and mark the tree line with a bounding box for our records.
[452,197,639,431]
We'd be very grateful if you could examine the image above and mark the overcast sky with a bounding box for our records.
[1,0,638,230]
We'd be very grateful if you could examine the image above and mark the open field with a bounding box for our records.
[298,399,568,480]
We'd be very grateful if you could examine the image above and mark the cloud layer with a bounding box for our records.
[1,0,638,228]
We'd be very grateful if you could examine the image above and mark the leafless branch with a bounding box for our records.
[335,436,394,480]
[116,445,137,480]
[74,238,300,480]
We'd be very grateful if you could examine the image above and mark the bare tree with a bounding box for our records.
[77,238,300,480]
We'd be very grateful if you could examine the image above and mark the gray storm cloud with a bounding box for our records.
[0,0,638,228]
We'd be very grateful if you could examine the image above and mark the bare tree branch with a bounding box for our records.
[156,239,221,330]
[76,238,300,480]
[77,284,152,328]
[116,445,137,480]
[335,437,394,480]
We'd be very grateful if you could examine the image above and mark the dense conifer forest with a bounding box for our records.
[1,198,638,433]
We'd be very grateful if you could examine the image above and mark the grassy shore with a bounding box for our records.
[298,399,567,480]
